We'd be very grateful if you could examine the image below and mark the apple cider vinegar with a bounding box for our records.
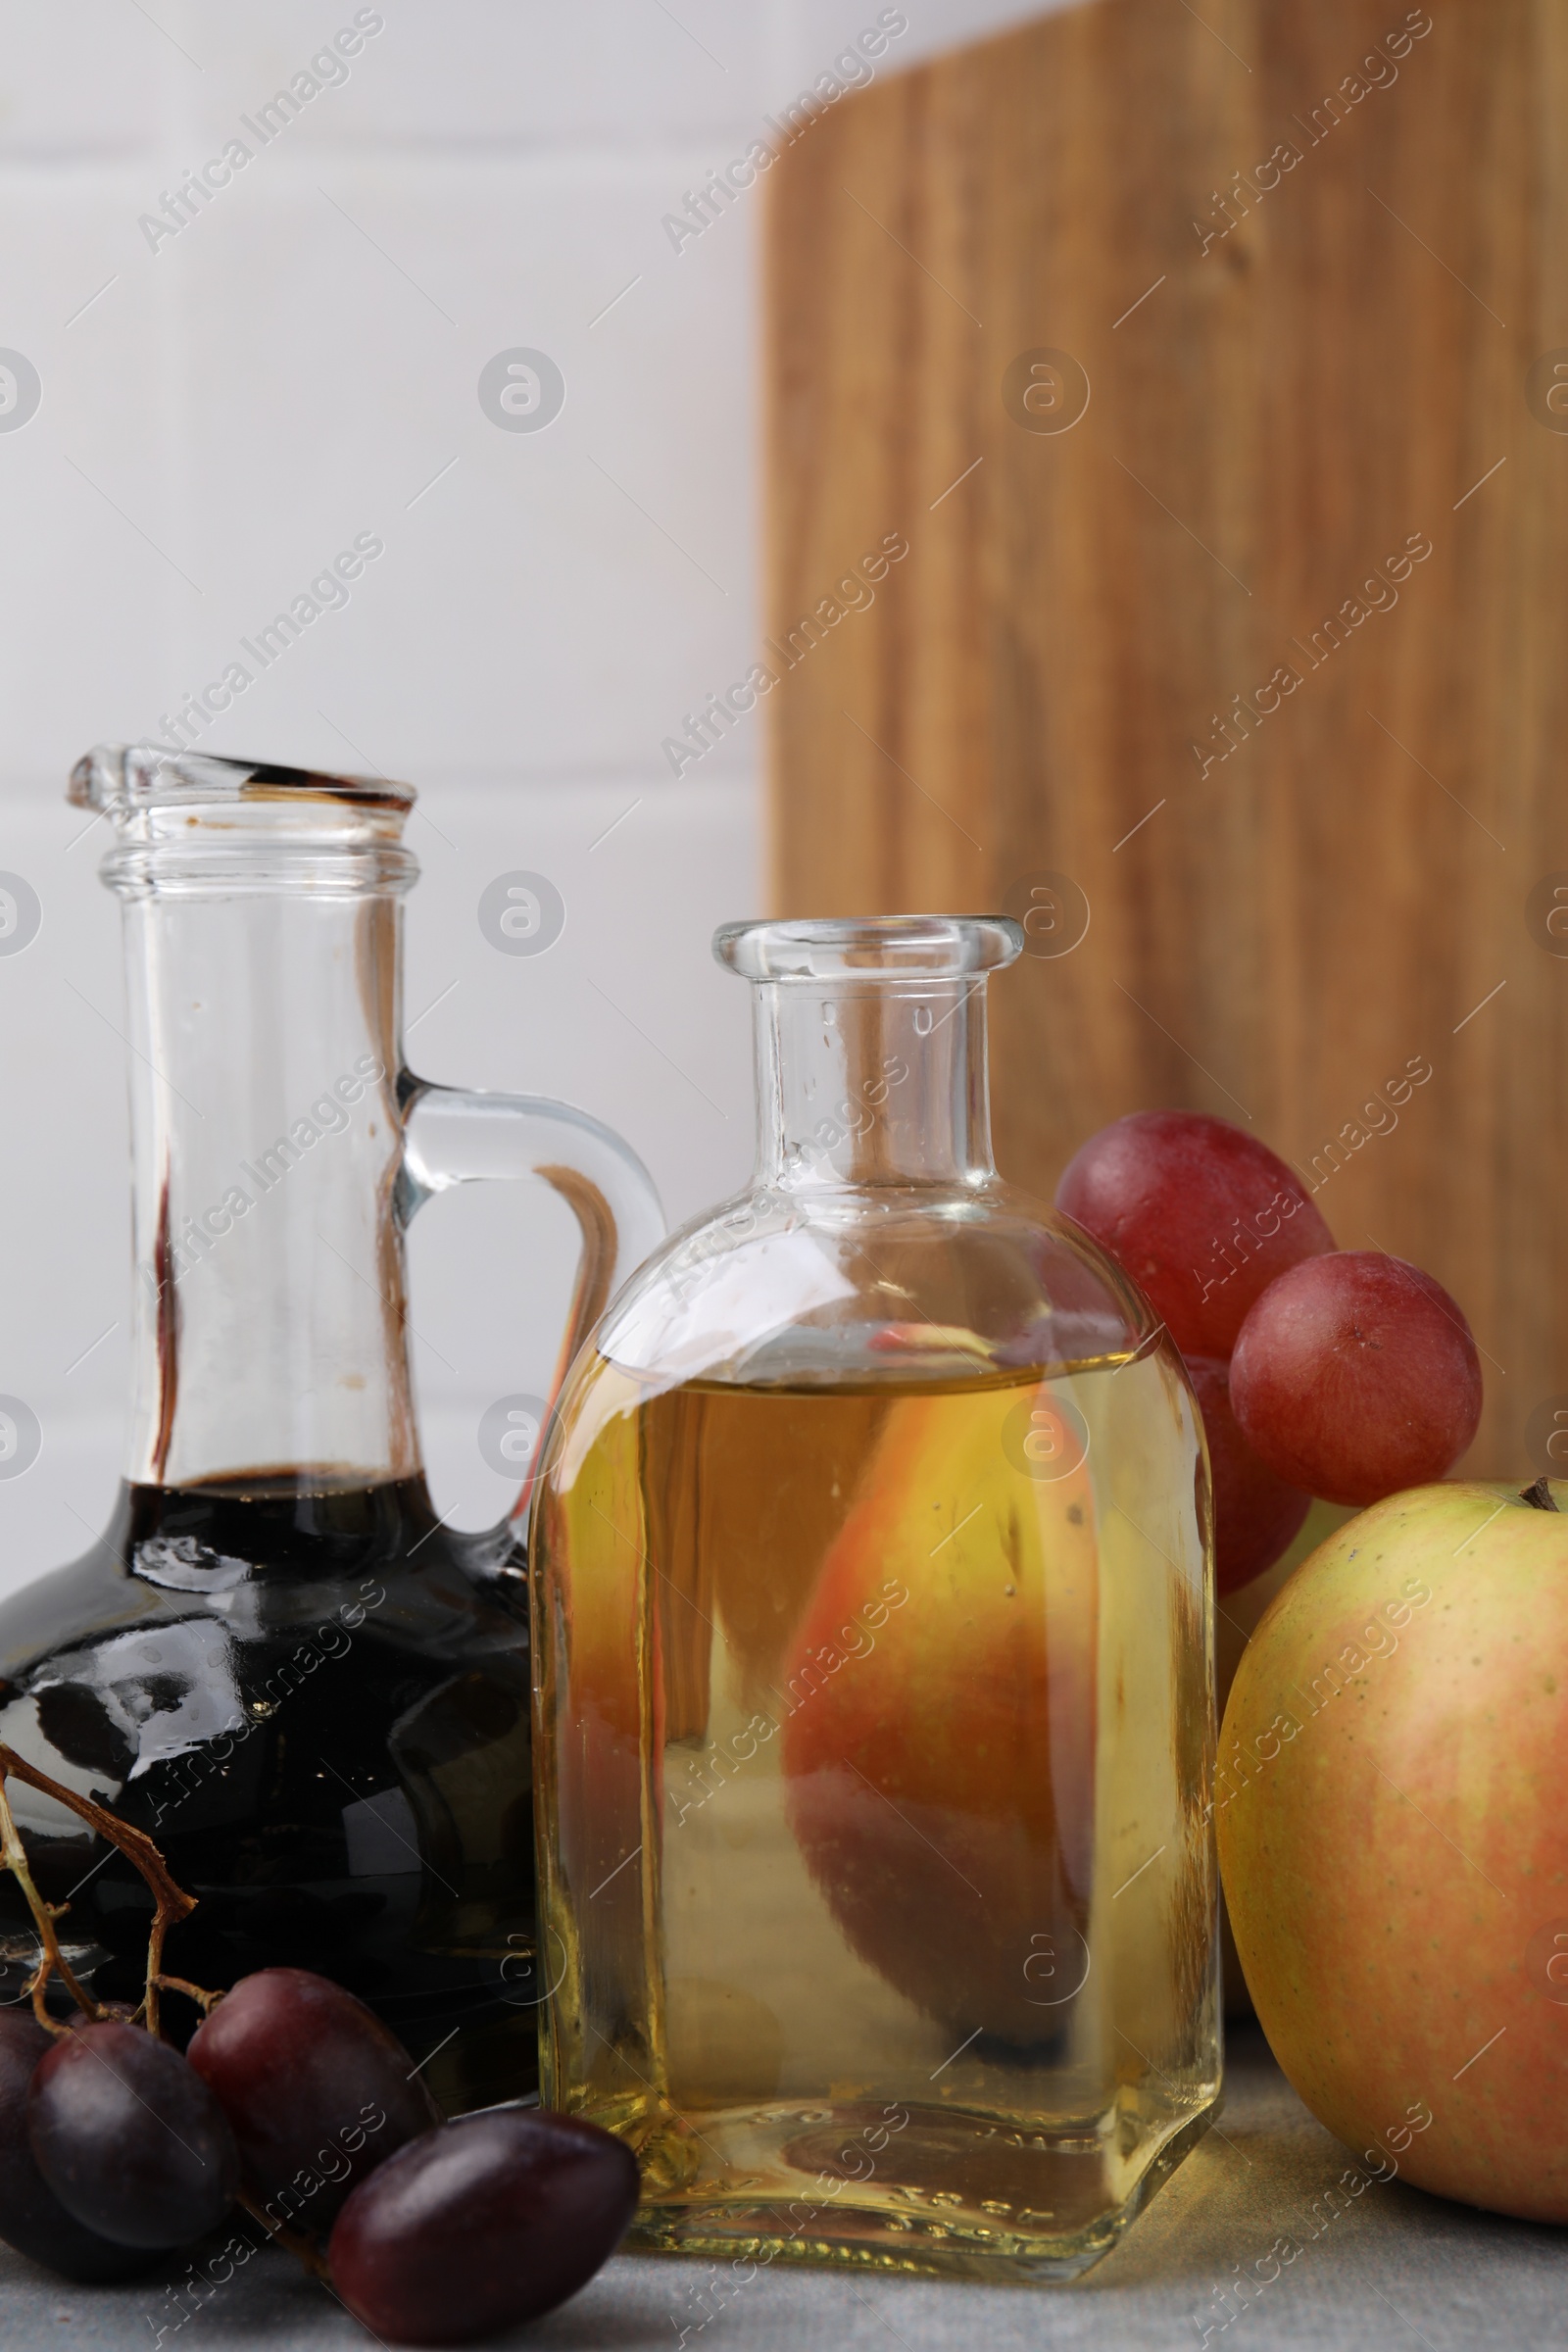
[531,916,1220,2279]
[534,1344,1218,2278]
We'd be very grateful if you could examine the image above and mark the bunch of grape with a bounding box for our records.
[0,1969,637,2345]
[1056,1109,1483,1593]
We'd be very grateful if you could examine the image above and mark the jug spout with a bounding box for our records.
[70,741,417,812]
[71,741,419,899]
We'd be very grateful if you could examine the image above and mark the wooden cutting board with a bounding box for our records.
[763,0,1568,1476]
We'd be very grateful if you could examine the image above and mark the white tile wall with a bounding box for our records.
[0,0,1079,1593]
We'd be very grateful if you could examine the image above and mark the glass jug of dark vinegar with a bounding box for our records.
[0,745,662,2111]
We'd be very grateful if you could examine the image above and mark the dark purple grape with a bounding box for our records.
[28,2019,239,2248]
[328,2110,639,2345]
[187,1968,440,2237]
[0,2012,159,2281]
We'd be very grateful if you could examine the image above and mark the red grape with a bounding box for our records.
[328,2109,638,2345]
[1186,1355,1311,1595]
[27,2019,239,2249]
[0,2012,158,2281]
[187,1969,440,2238]
[1055,1110,1335,1355]
[1230,1251,1483,1506]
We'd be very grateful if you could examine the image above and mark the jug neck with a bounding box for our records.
[122,882,416,1492]
[752,976,999,1192]
[74,746,423,1494]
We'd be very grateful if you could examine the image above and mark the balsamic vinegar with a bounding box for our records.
[0,1474,537,2113]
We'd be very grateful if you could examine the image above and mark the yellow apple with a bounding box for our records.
[1219,1479,1568,2222]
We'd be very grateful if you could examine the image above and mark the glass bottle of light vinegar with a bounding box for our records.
[532,917,1219,2279]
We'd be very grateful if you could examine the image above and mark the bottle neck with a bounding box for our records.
[121,885,416,1492]
[753,978,997,1191]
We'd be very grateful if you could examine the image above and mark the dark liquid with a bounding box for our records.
[0,1475,537,2114]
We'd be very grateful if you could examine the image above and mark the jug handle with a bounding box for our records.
[399,1078,664,1551]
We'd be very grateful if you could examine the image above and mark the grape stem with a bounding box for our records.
[0,1740,200,2038]
[0,1769,99,2030]
[235,2189,333,2282]
[0,1750,334,2294]
[150,1971,221,2014]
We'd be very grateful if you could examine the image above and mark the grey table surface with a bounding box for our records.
[5,2027,1560,2350]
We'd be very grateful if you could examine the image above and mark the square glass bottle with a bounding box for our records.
[532,917,1219,2278]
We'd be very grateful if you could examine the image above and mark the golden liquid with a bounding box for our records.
[532,1350,1219,2282]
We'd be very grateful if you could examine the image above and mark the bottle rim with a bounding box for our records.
[712,914,1023,982]
[70,744,420,897]
[70,743,416,816]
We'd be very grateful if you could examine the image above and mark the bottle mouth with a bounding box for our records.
[71,743,416,814]
[71,745,419,897]
[713,915,1023,982]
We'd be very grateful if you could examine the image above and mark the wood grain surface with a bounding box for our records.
[763,0,1568,1475]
